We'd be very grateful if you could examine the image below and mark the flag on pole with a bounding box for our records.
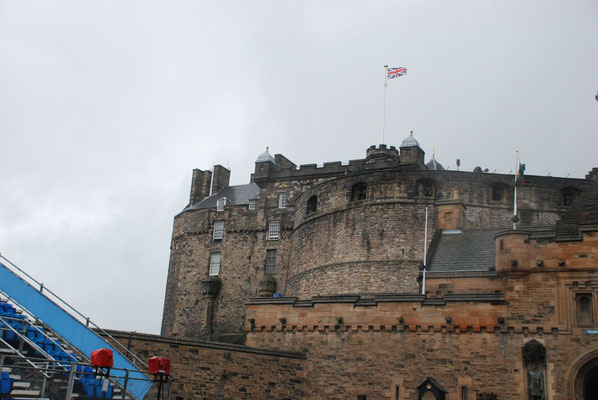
[387,67,407,79]
[515,162,526,186]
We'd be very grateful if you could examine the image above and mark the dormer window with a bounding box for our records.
[248,199,256,211]
[278,193,287,209]
[216,198,226,212]
[351,182,368,201]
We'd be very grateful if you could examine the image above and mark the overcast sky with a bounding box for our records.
[1,0,596,334]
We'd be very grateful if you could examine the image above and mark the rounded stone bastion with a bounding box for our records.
[286,170,438,298]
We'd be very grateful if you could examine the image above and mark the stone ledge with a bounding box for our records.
[100,329,306,359]
[246,293,504,307]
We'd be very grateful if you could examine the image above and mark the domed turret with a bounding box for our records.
[399,130,426,169]
[256,147,276,164]
[400,130,422,149]
[426,154,445,171]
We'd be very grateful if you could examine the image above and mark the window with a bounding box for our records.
[351,182,368,201]
[216,197,226,212]
[248,199,256,211]
[417,179,435,198]
[268,221,280,240]
[578,294,593,327]
[562,187,581,206]
[278,193,287,208]
[423,182,434,197]
[209,252,221,275]
[265,249,277,274]
[307,195,318,215]
[461,386,467,400]
[213,221,224,240]
[491,183,508,201]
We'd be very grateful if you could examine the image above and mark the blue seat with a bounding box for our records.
[0,371,14,394]
[84,382,96,398]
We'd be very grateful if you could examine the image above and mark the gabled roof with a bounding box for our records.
[185,183,260,211]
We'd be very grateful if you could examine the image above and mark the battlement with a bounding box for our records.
[366,144,399,159]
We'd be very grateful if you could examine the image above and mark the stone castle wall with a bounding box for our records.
[105,330,307,400]
[162,145,591,342]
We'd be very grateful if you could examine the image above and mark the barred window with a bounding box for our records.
[248,199,256,210]
[213,221,224,240]
[209,252,221,276]
[216,197,226,212]
[265,249,277,274]
[268,221,280,240]
[278,193,287,209]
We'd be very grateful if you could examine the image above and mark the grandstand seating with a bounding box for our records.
[0,298,116,399]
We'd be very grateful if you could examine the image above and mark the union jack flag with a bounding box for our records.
[387,67,407,79]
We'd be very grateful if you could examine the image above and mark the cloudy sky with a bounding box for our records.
[1,0,596,334]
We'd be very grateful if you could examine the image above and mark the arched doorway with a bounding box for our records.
[583,364,598,399]
[569,349,598,399]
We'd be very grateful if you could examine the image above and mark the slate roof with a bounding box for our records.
[400,131,422,149]
[185,183,260,211]
[556,175,598,240]
[256,147,276,164]
[427,228,505,272]
[426,155,445,171]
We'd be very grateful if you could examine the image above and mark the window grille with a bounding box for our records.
[265,249,277,274]
[209,252,221,275]
[278,193,287,209]
[268,221,280,240]
[213,221,224,240]
[216,198,226,212]
[248,199,256,210]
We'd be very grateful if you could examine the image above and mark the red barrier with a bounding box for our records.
[148,357,171,375]
[91,348,114,368]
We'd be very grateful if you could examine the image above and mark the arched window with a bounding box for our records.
[307,195,318,215]
[578,294,593,327]
[351,182,368,201]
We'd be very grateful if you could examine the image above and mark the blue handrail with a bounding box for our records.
[0,259,152,400]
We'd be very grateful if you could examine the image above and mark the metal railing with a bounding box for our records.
[0,253,148,369]
[0,353,170,400]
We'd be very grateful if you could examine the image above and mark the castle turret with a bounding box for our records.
[253,147,277,181]
[399,130,425,169]
[365,144,399,169]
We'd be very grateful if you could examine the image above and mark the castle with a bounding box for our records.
[156,132,598,399]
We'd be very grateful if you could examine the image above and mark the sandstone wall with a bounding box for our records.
[107,331,307,400]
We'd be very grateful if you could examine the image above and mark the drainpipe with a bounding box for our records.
[422,207,428,295]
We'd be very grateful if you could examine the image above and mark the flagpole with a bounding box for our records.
[382,65,388,144]
[513,150,518,230]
